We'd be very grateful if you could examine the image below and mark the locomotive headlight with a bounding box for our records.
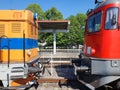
[37,48,40,52]
[27,49,31,56]
[91,48,96,54]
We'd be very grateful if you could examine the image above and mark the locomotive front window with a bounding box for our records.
[105,8,118,30]
[88,12,102,32]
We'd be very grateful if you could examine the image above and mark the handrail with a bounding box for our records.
[0,35,10,67]
[23,32,26,67]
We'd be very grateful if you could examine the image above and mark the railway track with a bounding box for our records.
[1,61,120,90]
[37,78,76,83]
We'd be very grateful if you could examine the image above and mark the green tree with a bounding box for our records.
[75,13,86,45]
[44,7,64,47]
[26,3,45,20]
[45,7,63,20]
[25,4,86,48]
[67,13,86,48]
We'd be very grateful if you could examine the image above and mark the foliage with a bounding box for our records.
[25,4,86,48]
[43,7,64,46]
[25,3,45,20]
[67,13,86,47]
[45,7,63,20]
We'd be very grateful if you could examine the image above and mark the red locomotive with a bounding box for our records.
[85,0,120,60]
[73,0,120,89]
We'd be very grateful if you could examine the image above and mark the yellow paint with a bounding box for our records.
[0,20,38,38]
[0,48,39,62]
[0,10,38,38]
[0,10,39,63]
[0,10,39,87]
[0,10,33,21]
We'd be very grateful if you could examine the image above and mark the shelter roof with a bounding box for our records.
[37,20,70,32]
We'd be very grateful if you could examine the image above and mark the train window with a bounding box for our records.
[88,12,102,32]
[105,8,118,30]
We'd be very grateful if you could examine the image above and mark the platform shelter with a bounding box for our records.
[37,20,70,54]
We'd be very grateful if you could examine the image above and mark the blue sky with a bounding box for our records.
[0,0,95,18]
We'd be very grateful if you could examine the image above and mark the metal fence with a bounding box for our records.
[40,49,81,53]
[39,49,81,60]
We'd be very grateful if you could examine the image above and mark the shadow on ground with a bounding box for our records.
[54,64,90,90]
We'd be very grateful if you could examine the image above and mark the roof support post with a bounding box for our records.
[53,31,56,54]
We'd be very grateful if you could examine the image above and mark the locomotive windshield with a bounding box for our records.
[88,11,102,32]
[105,7,118,30]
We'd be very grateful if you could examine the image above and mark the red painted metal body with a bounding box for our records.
[84,3,120,59]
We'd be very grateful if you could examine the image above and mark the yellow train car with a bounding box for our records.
[0,10,43,88]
